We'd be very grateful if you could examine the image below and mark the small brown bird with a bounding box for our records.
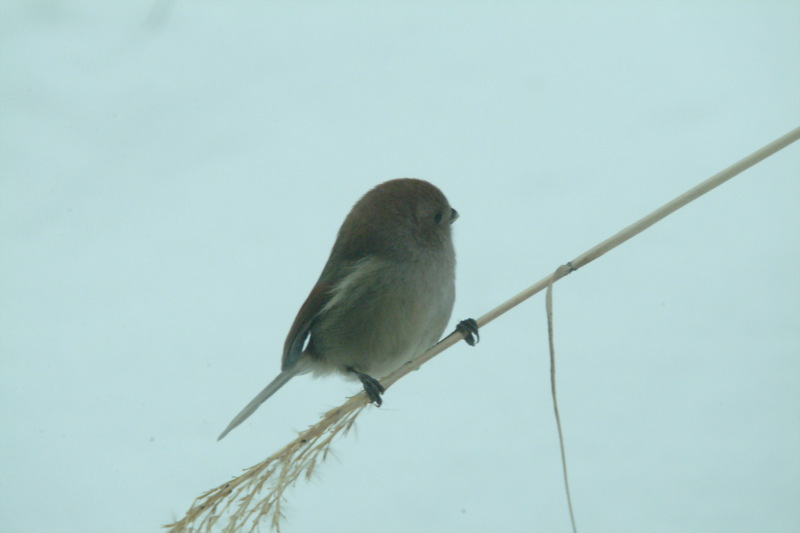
[218,178,477,440]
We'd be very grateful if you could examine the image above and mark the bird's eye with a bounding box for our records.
[434,211,443,224]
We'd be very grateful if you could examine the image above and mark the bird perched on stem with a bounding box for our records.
[218,178,478,440]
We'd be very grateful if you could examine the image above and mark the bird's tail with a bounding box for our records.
[217,368,299,441]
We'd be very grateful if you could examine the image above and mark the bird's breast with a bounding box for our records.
[310,251,455,379]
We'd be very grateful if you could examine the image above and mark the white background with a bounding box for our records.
[2,1,799,532]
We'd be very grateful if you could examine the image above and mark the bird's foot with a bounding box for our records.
[456,318,480,346]
[348,368,385,406]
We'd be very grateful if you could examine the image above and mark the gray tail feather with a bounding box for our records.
[217,368,298,441]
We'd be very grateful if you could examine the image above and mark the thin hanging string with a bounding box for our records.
[547,264,578,533]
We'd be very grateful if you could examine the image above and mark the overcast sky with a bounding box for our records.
[1,1,799,532]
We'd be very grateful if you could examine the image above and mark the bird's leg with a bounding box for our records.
[347,367,385,406]
[455,318,480,346]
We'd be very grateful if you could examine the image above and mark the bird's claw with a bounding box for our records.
[456,318,480,346]
[349,368,385,406]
